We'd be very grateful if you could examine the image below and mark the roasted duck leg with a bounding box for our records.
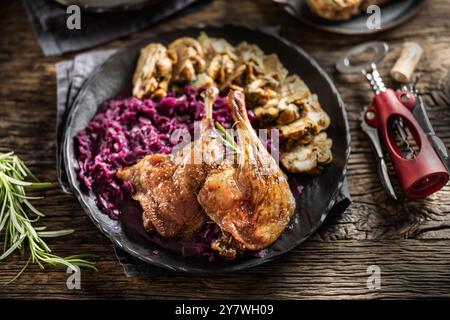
[117,87,222,239]
[116,153,202,239]
[173,87,223,172]
[198,90,296,254]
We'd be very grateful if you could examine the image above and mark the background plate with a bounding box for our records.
[63,24,350,272]
[274,0,427,35]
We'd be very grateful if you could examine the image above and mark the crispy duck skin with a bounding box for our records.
[117,88,222,240]
[198,91,296,252]
[116,154,204,239]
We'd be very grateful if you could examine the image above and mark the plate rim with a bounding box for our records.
[63,23,351,273]
[275,0,427,35]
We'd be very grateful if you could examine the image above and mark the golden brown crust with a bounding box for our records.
[117,154,205,240]
[197,91,296,252]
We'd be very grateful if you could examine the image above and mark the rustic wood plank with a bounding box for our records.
[1,240,450,299]
[1,0,450,299]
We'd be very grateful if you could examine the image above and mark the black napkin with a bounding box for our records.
[23,0,206,56]
[56,49,351,277]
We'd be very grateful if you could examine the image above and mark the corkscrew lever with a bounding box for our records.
[361,109,398,200]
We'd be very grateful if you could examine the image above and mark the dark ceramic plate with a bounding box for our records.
[63,25,350,272]
[274,0,426,35]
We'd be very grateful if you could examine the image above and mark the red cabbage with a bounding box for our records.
[75,86,265,260]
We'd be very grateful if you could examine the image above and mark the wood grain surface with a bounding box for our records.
[0,0,450,299]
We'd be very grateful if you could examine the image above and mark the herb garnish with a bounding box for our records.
[0,152,96,284]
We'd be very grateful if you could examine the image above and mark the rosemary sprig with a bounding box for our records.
[215,122,240,154]
[0,151,97,284]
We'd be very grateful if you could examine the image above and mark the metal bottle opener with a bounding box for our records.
[336,41,449,200]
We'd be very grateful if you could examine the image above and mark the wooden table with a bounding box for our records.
[1,0,450,299]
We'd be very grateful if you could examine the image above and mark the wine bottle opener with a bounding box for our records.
[336,41,449,200]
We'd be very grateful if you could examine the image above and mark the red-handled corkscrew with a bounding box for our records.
[336,42,449,200]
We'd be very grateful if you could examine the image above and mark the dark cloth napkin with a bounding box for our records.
[56,50,163,276]
[56,49,351,277]
[23,0,206,56]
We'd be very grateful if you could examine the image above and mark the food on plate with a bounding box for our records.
[254,75,311,126]
[117,153,205,239]
[132,43,172,99]
[196,32,237,87]
[198,91,296,259]
[219,42,265,91]
[132,32,333,174]
[116,88,222,239]
[245,54,288,108]
[305,0,391,21]
[77,33,334,261]
[75,87,231,219]
[281,132,333,175]
[168,37,206,83]
[277,94,331,147]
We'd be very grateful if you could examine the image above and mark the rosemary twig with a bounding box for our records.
[0,152,97,284]
[215,122,240,154]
